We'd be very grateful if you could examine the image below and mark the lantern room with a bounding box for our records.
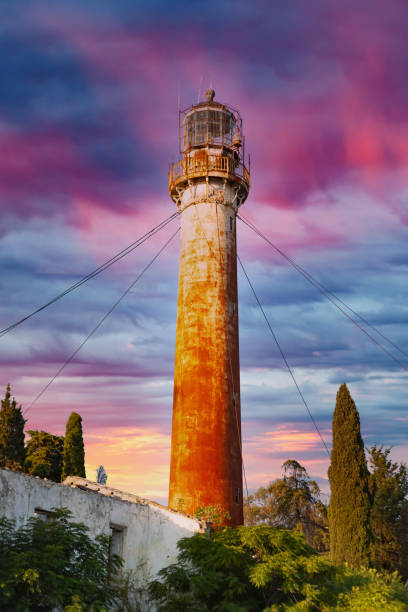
[182,90,242,152]
[168,89,250,207]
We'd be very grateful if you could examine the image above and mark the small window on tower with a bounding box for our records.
[229,217,233,230]
[235,487,240,503]
[176,498,185,512]
[231,302,235,315]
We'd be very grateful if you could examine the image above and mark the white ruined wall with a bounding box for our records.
[0,469,204,606]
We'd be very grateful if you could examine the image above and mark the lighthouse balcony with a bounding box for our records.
[168,153,250,198]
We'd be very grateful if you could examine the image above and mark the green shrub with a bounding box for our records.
[0,508,129,611]
[148,525,408,611]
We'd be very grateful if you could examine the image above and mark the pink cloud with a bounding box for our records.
[243,421,330,493]
[0,125,131,221]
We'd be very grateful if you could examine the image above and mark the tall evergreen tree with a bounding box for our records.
[62,412,86,480]
[25,430,64,482]
[0,384,26,469]
[328,383,372,567]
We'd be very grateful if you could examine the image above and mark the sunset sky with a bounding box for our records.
[1,0,407,504]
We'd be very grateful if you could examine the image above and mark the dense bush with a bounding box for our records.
[368,445,408,578]
[24,430,65,482]
[0,508,132,611]
[148,525,408,611]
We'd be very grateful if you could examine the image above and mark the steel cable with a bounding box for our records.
[238,215,408,374]
[24,226,180,415]
[237,252,330,458]
[1,211,180,338]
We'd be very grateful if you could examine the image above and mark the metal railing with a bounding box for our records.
[169,154,250,190]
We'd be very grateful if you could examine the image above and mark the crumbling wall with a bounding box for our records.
[0,469,204,609]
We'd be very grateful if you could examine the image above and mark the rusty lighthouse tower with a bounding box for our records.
[168,89,250,526]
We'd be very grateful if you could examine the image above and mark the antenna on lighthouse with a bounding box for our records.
[197,76,203,103]
[177,81,181,155]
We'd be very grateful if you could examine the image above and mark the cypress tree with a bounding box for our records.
[328,383,372,567]
[0,384,26,469]
[62,412,86,480]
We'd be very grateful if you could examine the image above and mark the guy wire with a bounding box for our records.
[237,215,408,374]
[237,252,330,458]
[1,211,180,338]
[24,227,180,415]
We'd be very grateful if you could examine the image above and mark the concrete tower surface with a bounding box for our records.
[168,90,250,526]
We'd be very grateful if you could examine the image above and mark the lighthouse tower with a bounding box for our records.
[168,90,250,526]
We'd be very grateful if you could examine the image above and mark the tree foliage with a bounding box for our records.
[62,412,86,481]
[194,504,231,530]
[336,567,408,611]
[24,430,64,482]
[328,383,372,567]
[368,445,408,578]
[0,508,128,611]
[0,384,26,470]
[148,525,408,611]
[245,459,328,551]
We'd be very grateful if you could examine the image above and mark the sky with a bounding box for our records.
[1,0,407,504]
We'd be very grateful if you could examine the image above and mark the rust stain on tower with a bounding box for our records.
[168,90,250,526]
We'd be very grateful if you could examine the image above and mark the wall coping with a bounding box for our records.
[0,468,207,531]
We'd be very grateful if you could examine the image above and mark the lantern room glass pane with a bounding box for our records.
[184,108,236,150]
